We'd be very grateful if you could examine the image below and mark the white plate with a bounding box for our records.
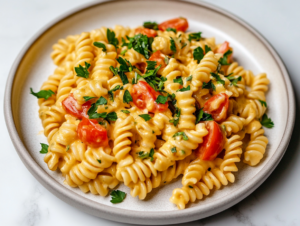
[4,0,295,225]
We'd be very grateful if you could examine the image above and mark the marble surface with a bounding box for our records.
[1,0,300,225]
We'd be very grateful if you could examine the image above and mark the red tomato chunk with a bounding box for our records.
[135,28,157,37]
[62,94,91,119]
[203,93,229,122]
[158,17,189,32]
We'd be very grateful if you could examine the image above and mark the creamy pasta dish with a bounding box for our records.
[31,17,273,209]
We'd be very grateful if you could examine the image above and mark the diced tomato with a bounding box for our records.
[158,17,189,32]
[135,28,157,38]
[62,94,91,119]
[131,81,168,113]
[203,93,229,122]
[77,117,108,148]
[196,121,225,161]
[148,51,166,69]
[215,41,233,63]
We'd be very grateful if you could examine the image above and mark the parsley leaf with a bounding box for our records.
[156,95,168,104]
[108,85,123,101]
[169,108,181,126]
[83,96,96,101]
[97,159,101,164]
[211,72,225,86]
[259,100,267,108]
[39,143,48,154]
[170,37,176,53]
[110,190,126,204]
[164,56,169,65]
[218,50,232,65]
[171,147,177,153]
[260,114,274,128]
[188,32,202,41]
[93,42,106,52]
[122,34,153,59]
[107,29,119,48]
[158,76,167,90]
[109,66,119,76]
[66,145,70,151]
[186,75,193,81]
[75,62,91,79]
[166,27,177,33]
[196,108,213,123]
[143,21,158,30]
[202,80,216,91]
[137,148,155,161]
[181,43,187,49]
[30,88,54,100]
[227,76,242,86]
[205,45,212,53]
[173,77,183,85]
[139,114,152,121]
[189,185,193,188]
[146,61,157,70]
[177,85,190,92]
[173,132,189,140]
[193,46,204,63]
[123,90,133,104]
[106,112,118,121]
[97,96,107,105]
[120,49,127,56]
[121,110,130,114]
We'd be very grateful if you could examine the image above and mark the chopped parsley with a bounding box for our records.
[146,61,157,70]
[170,37,177,53]
[143,21,158,30]
[169,108,181,126]
[205,45,212,53]
[137,148,155,161]
[164,56,169,65]
[186,75,193,82]
[260,114,274,128]
[30,88,54,100]
[166,27,177,33]
[122,33,153,59]
[171,147,177,153]
[156,95,168,104]
[173,77,183,85]
[173,132,188,141]
[218,50,232,65]
[196,108,213,123]
[83,96,96,101]
[39,143,48,154]
[97,159,101,164]
[193,46,204,63]
[110,190,126,204]
[93,42,106,52]
[139,114,152,121]
[121,110,130,114]
[202,80,216,91]
[75,62,91,79]
[227,76,242,87]
[177,85,190,92]
[181,43,187,49]
[108,85,123,101]
[120,49,127,56]
[97,96,107,105]
[107,29,119,49]
[109,66,119,76]
[259,100,267,108]
[211,72,225,86]
[181,150,186,155]
[188,185,193,188]
[188,32,202,42]
[66,145,70,152]
[123,90,133,104]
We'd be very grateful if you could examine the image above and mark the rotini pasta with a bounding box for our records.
[32,17,272,209]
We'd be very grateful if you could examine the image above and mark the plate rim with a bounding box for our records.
[4,0,295,224]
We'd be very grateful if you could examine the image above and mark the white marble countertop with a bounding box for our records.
[1,0,300,225]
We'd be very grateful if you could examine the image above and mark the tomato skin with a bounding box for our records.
[131,81,168,113]
[196,121,225,161]
[158,17,189,32]
[148,51,166,69]
[215,41,233,63]
[203,93,229,122]
[135,28,157,37]
[77,117,108,148]
[62,94,91,119]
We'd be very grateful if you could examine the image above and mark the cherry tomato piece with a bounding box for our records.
[158,17,189,32]
[62,94,91,119]
[131,81,168,113]
[196,121,225,161]
[215,41,233,63]
[135,28,157,38]
[148,50,166,69]
[203,93,229,122]
[77,117,108,148]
